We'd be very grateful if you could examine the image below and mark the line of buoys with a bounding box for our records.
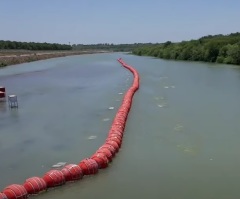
[0,58,140,199]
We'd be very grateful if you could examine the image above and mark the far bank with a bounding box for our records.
[0,50,109,67]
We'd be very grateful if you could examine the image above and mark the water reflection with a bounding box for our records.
[9,108,19,119]
[0,101,7,113]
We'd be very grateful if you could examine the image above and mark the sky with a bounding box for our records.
[0,0,240,44]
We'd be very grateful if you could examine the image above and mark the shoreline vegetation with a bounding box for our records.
[0,40,144,67]
[1,32,240,67]
[132,32,240,66]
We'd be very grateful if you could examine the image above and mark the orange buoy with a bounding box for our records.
[100,144,116,156]
[105,140,120,151]
[61,164,83,181]
[112,123,125,131]
[113,120,125,127]
[0,193,7,199]
[108,133,122,141]
[106,137,122,147]
[23,177,47,194]
[108,133,123,141]
[91,153,109,169]
[109,129,123,137]
[3,184,28,199]
[78,159,98,175]
[43,170,65,188]
[0,87,5,92]
[96,148,113,162]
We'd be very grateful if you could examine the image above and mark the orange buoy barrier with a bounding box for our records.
[43,170,65,188]
[91,153,109,169]
[99,144,117,157]
[0,87,5,93]
[106,137,122,147]
[61,164,83,181]
[108,133,122,141]
[108,129,124,138]
[0,193,7,199]
[3,184,28,199]
[78,158,98,175]
[0,58,140,198]
[95,148,113,162]
[105,141,120,152]
[23,177,47,195]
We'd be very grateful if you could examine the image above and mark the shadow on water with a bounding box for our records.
[0,101,7,113]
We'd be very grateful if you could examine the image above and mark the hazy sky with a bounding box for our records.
[0,0,239,44]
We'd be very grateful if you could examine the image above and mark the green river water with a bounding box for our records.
[0,53,240,199]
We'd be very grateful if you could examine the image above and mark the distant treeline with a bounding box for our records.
[0,40,72,50]
[132,32,240,65]
[72,43,149,52]
[0,40,149,52]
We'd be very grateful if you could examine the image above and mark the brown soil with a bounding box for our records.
[0,50,108,67]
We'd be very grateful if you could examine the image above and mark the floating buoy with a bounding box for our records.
[108,129,124,138]
[99,144,116,156]
[3,184,28,199]
[96,148,113,162]
[0,87,5,93]
[23,177,47,195]
[91,153,109,169]
[105,140,120,151]
[61,164,83,181]
[108,133,122,141]
[106,137,122,147]
[0,193,7,199]
[43,170,65,188]
[78,159,98,175]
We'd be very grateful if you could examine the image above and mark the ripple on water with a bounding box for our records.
[102,118,110,122]
[52,144,69,151]
[87,135,97,140]
[176,144,197,156]
[174,124,184,132]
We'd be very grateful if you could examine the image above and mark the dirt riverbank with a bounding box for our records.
[0,50,108,67]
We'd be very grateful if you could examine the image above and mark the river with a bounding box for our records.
[0,53,240,199]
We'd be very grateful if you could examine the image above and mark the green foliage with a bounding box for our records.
[0,62,7,67]
[132,32,240,66]
[72,43,152,52]
[0,40,72,50]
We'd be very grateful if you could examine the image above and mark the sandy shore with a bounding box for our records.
[0,50,108,67]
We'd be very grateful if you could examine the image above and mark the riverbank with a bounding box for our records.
[0,50,108,67]
[132,32,240,66]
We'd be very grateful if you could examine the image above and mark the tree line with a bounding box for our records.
[132,32,240,65]
[0,40,72,50]
[0,40,148,52]
[72,43,149,52]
